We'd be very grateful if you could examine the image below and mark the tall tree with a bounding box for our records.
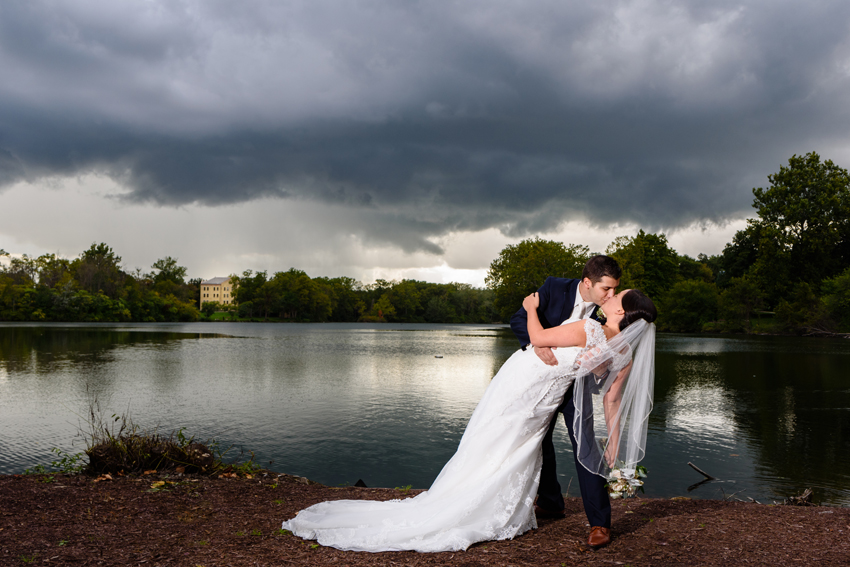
[151,257,188,285]
[486,238,589,321]
[749,152,850,299]
[35,254,71,288]
[72,243,125,298]
[716,223,761,287]
[387,280,422,319]
[606,230,679,300]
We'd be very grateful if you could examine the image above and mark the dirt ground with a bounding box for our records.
[1,472,848,566]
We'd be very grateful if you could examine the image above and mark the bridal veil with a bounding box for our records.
[572,319,655,479]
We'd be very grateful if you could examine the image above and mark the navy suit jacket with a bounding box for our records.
[510,277,581,347]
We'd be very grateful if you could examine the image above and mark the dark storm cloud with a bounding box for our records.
[2,0,850,252]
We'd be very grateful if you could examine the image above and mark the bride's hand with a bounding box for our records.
[605,446,617,468]
[523,292,540,312]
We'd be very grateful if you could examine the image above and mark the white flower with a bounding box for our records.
[606,464,648,499]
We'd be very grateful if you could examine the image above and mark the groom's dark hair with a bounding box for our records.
[582,255,622,283]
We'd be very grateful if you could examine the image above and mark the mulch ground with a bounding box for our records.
[1,472,848,567]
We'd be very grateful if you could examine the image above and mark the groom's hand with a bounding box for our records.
[533,345,558,366]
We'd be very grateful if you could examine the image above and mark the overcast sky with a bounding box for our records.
[1,0,849,286]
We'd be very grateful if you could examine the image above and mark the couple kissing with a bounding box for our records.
[282,254,657,553]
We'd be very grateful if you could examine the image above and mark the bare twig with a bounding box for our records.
[723,490,745,502]
[688,462,717,480]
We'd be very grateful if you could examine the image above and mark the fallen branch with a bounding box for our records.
[688,462,717,481]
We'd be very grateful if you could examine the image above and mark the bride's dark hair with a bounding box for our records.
[620,289,657,331]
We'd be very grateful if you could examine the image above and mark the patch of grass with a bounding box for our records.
[58,539,69,547]
[274,499,283,505]
[196,540,209,546]
[251,529,262,536]
[24,448,87,477]
[235,531,245,537]
[277,529,291,536]
[310,544,319,549]
[50,447,87,474]
[230,454,263,476]
[394,484,413,493]
[19,554,37,564]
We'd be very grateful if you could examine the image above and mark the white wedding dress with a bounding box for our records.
[281,319,608,552]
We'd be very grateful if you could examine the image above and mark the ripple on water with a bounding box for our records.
[2,324,850,505]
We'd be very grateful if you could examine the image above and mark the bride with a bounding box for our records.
[281,289,657,552]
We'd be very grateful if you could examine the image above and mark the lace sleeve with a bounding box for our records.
[583,319,607,350]
[570,320,609,373]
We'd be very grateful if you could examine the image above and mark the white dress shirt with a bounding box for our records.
[569,288,596,321]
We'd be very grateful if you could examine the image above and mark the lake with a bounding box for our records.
[1,322,848,506]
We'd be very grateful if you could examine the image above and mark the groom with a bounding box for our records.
[510,254,621,548]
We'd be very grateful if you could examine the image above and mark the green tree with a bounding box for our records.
[822,267,850,332]
[449,283,480,322]
[201,301,221,317]
[72,243,125,298]
[151,257,188,285]
[657,280,719,333]
[271,268,331,321]
[237,300,255,319]
[255,279,281,320]
[486,238,589,321]
[387,280,422,319]
[677,254,714,283]
[718,277,765,332]
[423,294,456,323]
[232,270,268,306]
[749,152,850,299]
[35,254,72,288]
[319,276,363,321]
[606,231,679,300]
[774,282,830,334]
[187,277,202,308]
[717,223,762,288]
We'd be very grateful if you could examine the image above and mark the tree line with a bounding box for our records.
[487,152,850,335]
[0,246,500,324]
[2,152,848,332]
[213,270,499,323]
[0,245,199,322]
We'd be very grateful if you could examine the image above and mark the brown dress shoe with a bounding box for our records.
[533,504,565,519]
[587,526,611,548]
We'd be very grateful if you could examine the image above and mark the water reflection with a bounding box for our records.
[653,334,850,504]
[1,324,848,505]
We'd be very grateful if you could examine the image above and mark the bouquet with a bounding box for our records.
[606,464,647,499]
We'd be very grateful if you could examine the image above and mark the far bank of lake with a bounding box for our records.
[1,322,849,505]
